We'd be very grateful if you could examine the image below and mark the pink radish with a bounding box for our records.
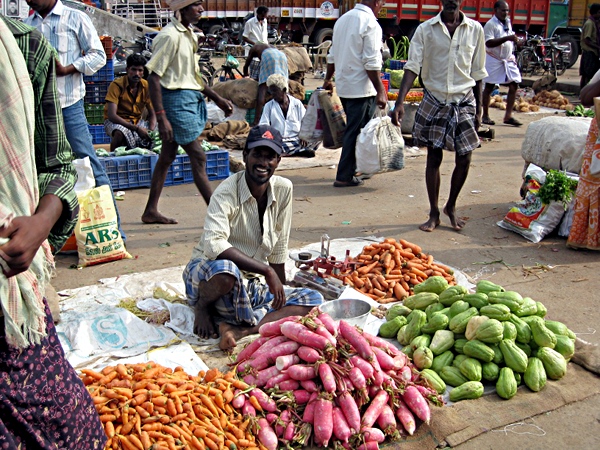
[286,364,317,381]
[250,388,278,412]
[280,321,331,350]
[257,417,278,450]
[251,341,300,371]
[266,412,278,424]
[276,354,300,371]
[399,365,412,382]
[249,335,289,361]
[313,396,334,447]
[293,389,312,404]
[332,406,353,443]
[243,373,257,386]
[231,390,246,409]
[312,317,337,346]
[283,421,295,441]
[395,399,416,435]
[241,399,256,417]
[255,365,281,387]
[337,391,361,433]
[393,353,408,369]
[356,442,380,450]
[364,332,401,356]
[362,427,385,443]
[300,379,319,392]
[415,384,437,398]
[297,346,323,363]
[236,336,270,362]
[339,320,374,362]
[258,316,302,337]
[350,355,375,379]
[318,362,336,393]
[278,379,300,391]
[376,404,398,435]
[402,385,431,424]
[348,366,367,391]
[316,311,339,335]
[372,346,400,371]
[302,391,319,424]
[361,389,389,428]
[372,366,384,387]
[368,385,380,398]
[265,372,290,389]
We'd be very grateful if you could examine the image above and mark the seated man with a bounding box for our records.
[259,74,318,157]
[183,125,323,351]
[104,53,156,151]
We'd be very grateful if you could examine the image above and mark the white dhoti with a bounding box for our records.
[484,54,522,85]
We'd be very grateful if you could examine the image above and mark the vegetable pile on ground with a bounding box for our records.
[81,363,261,450]
[531,90,574,111]
[489,95,540,112]
[234,308,444,449]
[378,277,575,401]
[566,104,595,117]
[330,238,456,303]
[537,169,578,208]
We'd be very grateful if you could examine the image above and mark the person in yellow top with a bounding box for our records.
[104,53,156,151]
[143,0,233,225]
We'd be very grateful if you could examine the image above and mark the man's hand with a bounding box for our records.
[216,98,234,117]
[136,126,150,141]
[265,268,286,310]
[0,217,51,278]
[157,116,174,143]
[322,79,334,91]
[506,34,519,44]
[376,90,388,110]
[391,102,405,127]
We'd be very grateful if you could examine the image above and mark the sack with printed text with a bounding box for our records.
[318,89,346,148]
[356,110,405,175]
[75,185,131,266]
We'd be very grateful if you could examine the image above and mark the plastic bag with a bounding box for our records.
[318,89,346,149]
[72,157,95,193]
[75,185,132,267]
[356,110,405,175]
[226,53,240,69]
[299,90,323,142]
[497,164,566,243]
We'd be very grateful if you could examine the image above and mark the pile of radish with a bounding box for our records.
[233,307,443,449]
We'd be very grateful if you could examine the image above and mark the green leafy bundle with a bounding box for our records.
[538,169,578,208]
[565,104,595,117]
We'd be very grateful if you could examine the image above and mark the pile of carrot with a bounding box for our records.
[335,238,456,303]
[80,363,262,450]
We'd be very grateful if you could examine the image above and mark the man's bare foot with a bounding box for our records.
[194,303,218,339]
[141,211,178,224]
[218,322,256,352]
[419,215,440,232]
[443,205,466,230]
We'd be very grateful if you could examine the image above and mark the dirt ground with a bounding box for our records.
[53,65,600,448]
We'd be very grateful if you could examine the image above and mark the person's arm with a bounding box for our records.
[107,102,137,131]
[148,72,173,143]
[57,13,105,77]
[392,24,424,126]
[323,63,335,91]
[202,86,234,116]
[580,77,600,106]
[254,83,268,126]
[243,46,257,76]
[471,27,488,130]
[485,34,518,48]
[391,69,418,126]
[473,79,483,130]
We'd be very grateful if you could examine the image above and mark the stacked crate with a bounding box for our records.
[84,36,113,145]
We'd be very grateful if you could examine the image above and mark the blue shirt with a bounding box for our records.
[25,0,106,108]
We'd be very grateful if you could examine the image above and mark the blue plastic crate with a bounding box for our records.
[84,60,114,82]
[164,150,230,186]
[84,81,110,103]
[100,155,155,190]
[389,60,406,70]
[205,149,230,181]
[88,124,110,144]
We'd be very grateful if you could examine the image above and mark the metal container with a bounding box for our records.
[319,298,372,329]
[401,103,420,134]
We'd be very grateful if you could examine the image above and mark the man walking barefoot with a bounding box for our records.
[392,0,487,231]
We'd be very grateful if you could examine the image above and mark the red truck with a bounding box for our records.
[199,0,549,45]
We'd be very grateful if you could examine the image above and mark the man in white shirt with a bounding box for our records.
[391,0,487,232]
[242,5,268,45]
[183,125,323,351]
[323,0,387,187]
[259,74,316,157]
[481,1,522,127]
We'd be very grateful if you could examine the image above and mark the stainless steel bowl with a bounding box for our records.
[319,298,372,328]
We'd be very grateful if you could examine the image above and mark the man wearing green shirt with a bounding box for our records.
[580,4,600,89]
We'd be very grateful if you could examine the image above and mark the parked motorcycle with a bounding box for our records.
[112,34,155,77]
[516,33,570,77]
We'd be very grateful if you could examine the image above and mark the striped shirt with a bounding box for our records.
[191,171,293,265]
[25,0,106,108]
[1,16,78,251]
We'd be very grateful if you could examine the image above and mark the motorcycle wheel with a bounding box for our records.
[517,49,536,76]
[553,51,567,76]
[211,68,236,85]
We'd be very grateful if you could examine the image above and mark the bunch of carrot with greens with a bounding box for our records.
[233,307,444,449]
[81,364,261,450]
